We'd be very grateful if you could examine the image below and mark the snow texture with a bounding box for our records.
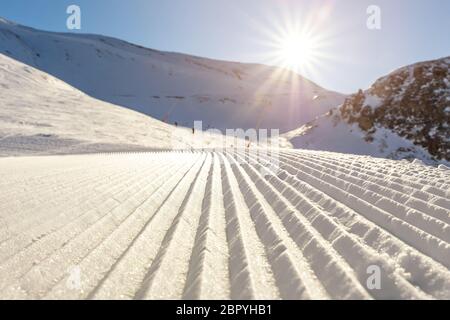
[0,149,449,300]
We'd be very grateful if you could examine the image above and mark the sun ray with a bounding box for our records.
[225,2,339,127]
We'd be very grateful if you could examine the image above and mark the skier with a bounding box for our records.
[246,136,251,149]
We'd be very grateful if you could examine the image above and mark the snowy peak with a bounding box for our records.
[286,57,450,164]
[0,17,345,132]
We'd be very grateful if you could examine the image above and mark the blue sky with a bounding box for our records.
[1,0,449,93]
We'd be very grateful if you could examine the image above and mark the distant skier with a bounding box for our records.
[174,122,178,127]
[246,136,251,149]
[192,127,195,134]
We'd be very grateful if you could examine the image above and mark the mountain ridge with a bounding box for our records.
[0,16,345,132]
[285,56,450,165]
[0,52,268,156]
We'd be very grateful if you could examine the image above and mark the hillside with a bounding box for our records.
[0,53,263,156]
[285,57,450,165]
[0,17,344,132]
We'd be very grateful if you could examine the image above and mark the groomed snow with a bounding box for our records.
[0,149,449,300]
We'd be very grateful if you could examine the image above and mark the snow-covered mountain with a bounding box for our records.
[0,17,344,132]
[0,53,265,156]
[285,57,450,165]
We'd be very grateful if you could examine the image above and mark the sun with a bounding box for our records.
[277,32,317,71]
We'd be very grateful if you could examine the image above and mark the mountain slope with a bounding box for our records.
[0,53,258,156]
[0,17,344,132]
[285,57,450,165]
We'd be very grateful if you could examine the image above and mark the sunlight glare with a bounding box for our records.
[278,32,317,70]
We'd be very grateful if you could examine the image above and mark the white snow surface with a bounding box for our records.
[0,149,449,300]
[0,17,345,132]
[285,113,450,166]
[363,94,383,110]
[0,53,287,156]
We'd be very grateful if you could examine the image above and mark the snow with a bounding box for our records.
[285,115,376,155]
[286,58,450,163]
[443,78,450,88]
[285,111,449,166]
[363,94,383,110]
[0,18,345,132]
[0,53,289,156]
[0,149,448,300]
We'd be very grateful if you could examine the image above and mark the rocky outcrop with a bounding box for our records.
[340,57,450,161]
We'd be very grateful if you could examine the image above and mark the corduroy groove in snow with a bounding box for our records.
[0,149,449,300]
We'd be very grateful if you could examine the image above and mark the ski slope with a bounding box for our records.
[1,53,283,156]
[0,149,449,300]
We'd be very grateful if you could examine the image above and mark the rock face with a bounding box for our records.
[340,57,450,161]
